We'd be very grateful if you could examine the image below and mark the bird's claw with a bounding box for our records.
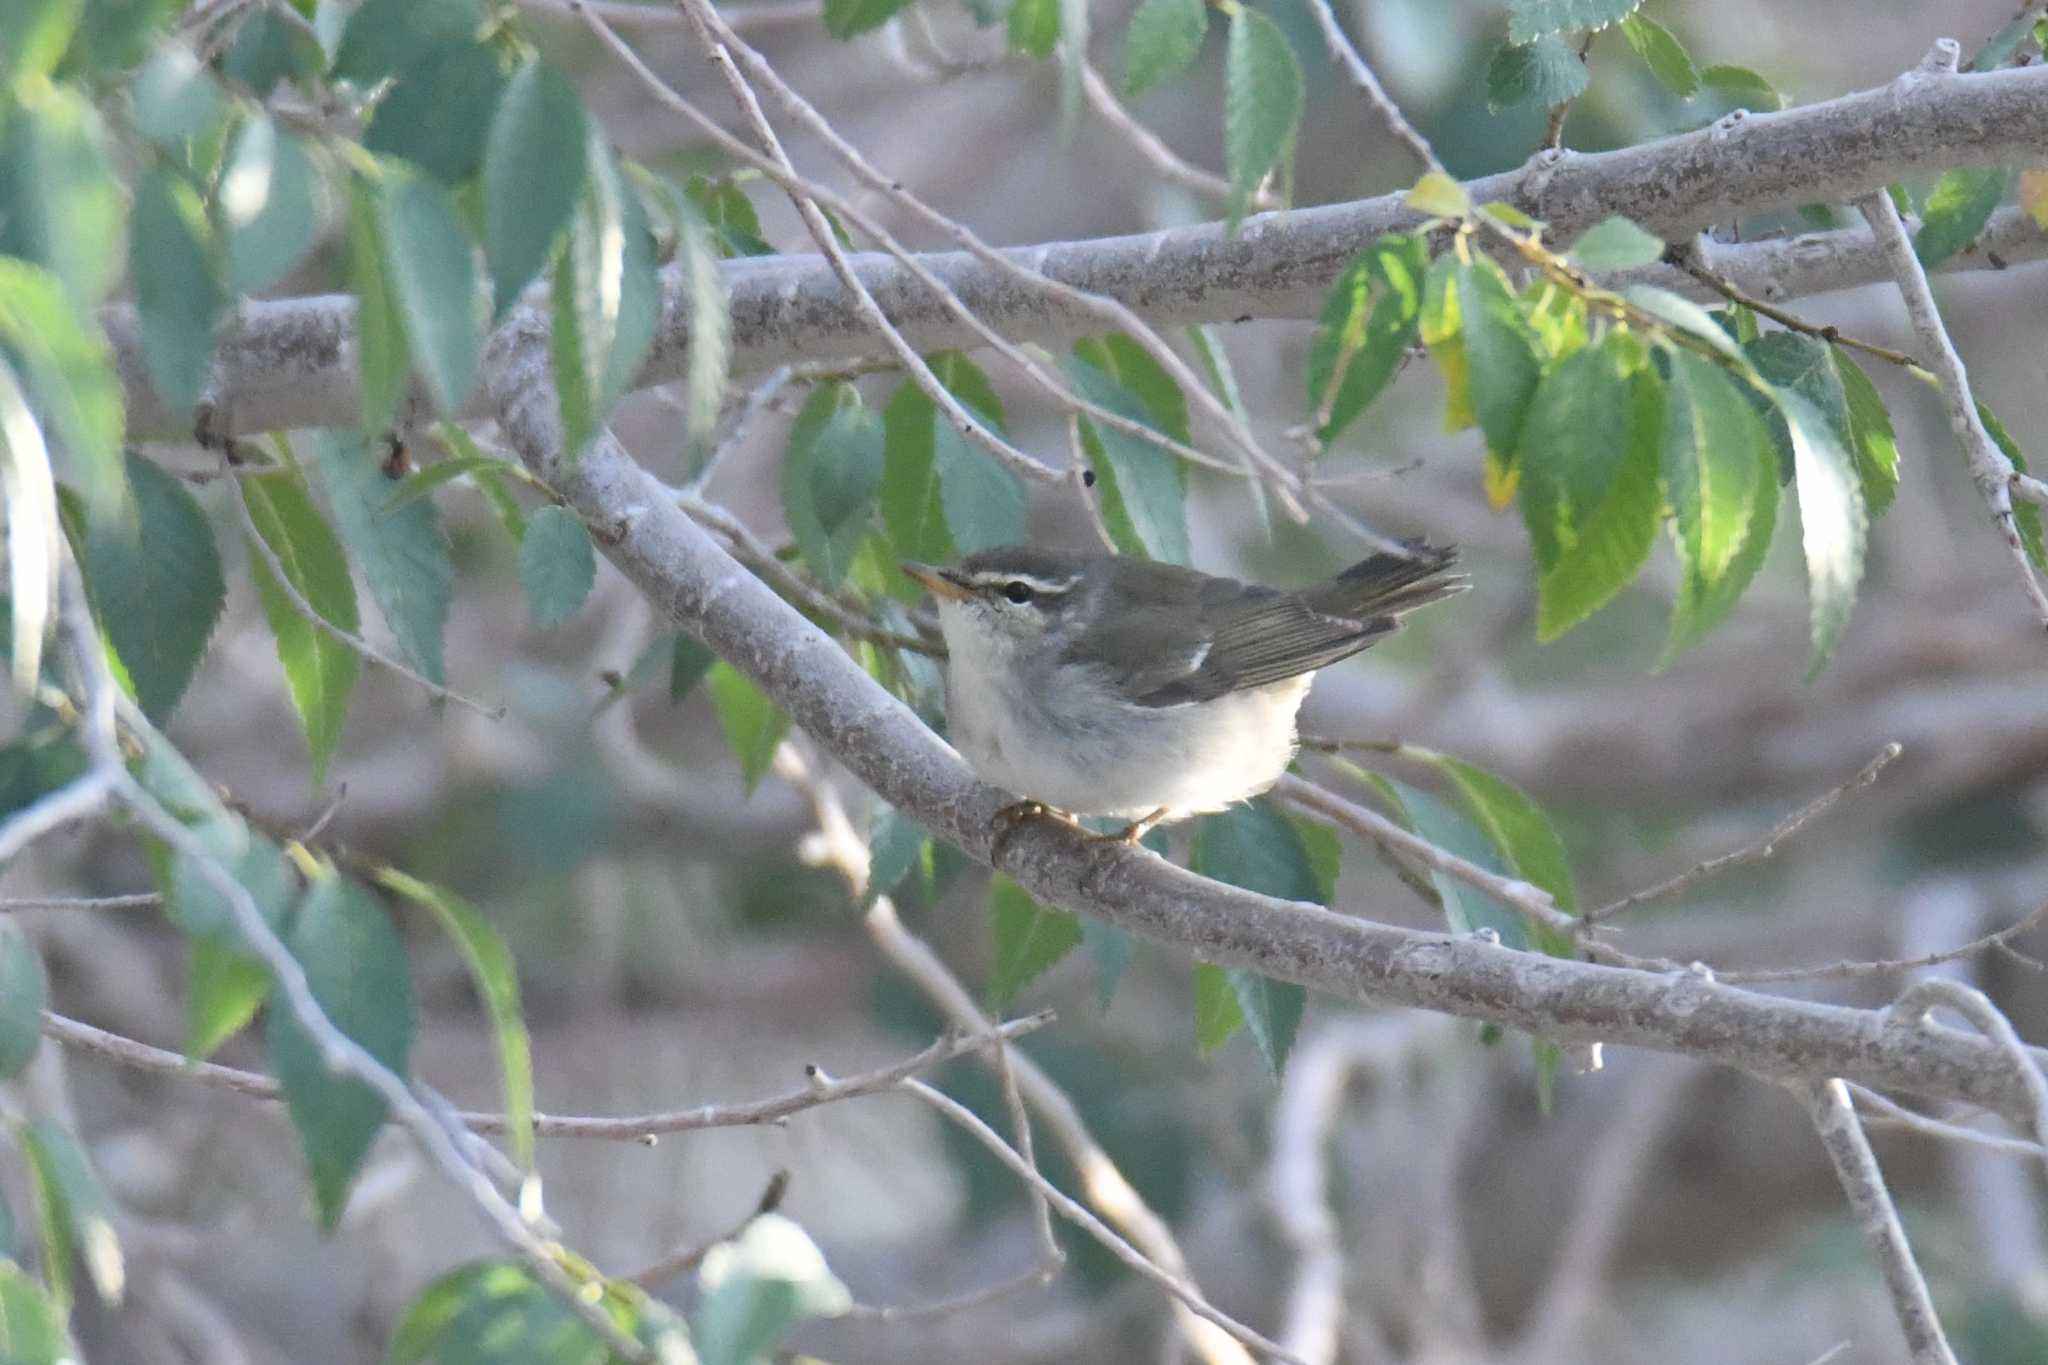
[989,800,1078,867]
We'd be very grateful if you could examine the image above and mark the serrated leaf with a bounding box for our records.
[483,58,586,316]
[783,383,884,588]
[880,358,1023,562]
[346,179,408,435]
[1978,403,2046,571]
[1915,166,2006,268]
[364,42,506,185]
[1620,11,1698,98]
[695,1214,851,1365]
[1832,350,1899,517]
[20,1118,121,1308]
[379,868,535,1170]
[376,170,482,416]
[987,875,1082,1007]
[1663,349,1766,585]
[1518,335,1663,638]
[80,451,224,722]
[1405,169,1471,218]
[686,174,774,258]
[1776,388,1866,675]
[1122,0,1206,97]
[0,86,122,307]
[311,431,453,684]
[1486,35,1588,112]
[0,924,46,1078]
[269,875,415,1231]
[1507,0,1640,43]
[1223,7,1302,231]
[221,117,322,294]
[1068,336,1189,563]
[822,0,914,37]
[516,504,595,628]
[1568,215,1665,271]
[1699,63,1782,110]
[1191,961,1243,1055]
[1459,259,1542,488]
[245,469,361,778]
[1306,232,1426,445]
[707,661,787,794]
[551,134,658,461]
[1418,753,1574,956]
[331,0,478,85]
[130,167,224,417]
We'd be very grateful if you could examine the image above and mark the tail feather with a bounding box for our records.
[1304,539,1467,620]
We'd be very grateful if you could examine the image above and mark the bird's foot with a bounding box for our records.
[989,800,1082,867]
[1083,807,1171,848]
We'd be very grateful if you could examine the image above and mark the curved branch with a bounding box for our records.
[119,64,2048,438]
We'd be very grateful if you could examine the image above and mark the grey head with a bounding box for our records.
[898,546,1101,645]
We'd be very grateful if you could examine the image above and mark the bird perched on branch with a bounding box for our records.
[902,542,1466,846]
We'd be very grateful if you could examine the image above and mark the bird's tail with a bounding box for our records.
[1305,540,1468,620]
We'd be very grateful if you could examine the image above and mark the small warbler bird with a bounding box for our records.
[902,542,1465,845]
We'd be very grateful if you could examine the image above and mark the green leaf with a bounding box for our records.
[364,41,507,185]
[0,86,122,306]
[1406,170,1471,218]
[670,634,716,702]
[1306,232,1426,445]
[130,41,224,147]
[1067,336,1189,563]
[1568,215,1665,271]
[1776,388,1866,675]
[1486,35,1588,112]
[0,0,82,86]
[1458,259,1542,490]
[516,504,596,628]
[551,134,658,461]
[783,383,885,588]
[1977,403,2046,571]
[1915,167,2006,268]
[0,1261,74,1363]
[221,7,323,95]
[0,357,59,693]
[383,451,519,516]
[1415,754,1574,956]
[221,117,322,294]
[269,874,415,1231]
[1122,0,1206,97]
[1191,799,1320,1072]
[880,356,1023,561]
[160,828,296,944]
[375,169,482,416]
[1832,349,1900,517]
[483,58,587,316]
[822,0,914,38]
[80,451,225,722]
[1507,0,1640,43]
[1973,8,2042,68]
[390,1259,640,1364]
[1190,961,1242,1055]
[20,1117,121,1307]
[0,924,47,1078]
[1370,775,1530,945]
[686,174,774,258]
[130,167,225,417]
[311,431,454,684]
[1008,0,1058,57]
[379,869,536,1170]
[707,661,787,794]
[347,179,408,435]
[1699,62,1783,110]
[187,936,271,1060]
[1517,335,1663,639]
[244,469,361,778]
[1080,918,1133,1011]
[1663,350,1766,586]
[694,1214,851,1365]
[1223,6,1302,230]
[0,257,124,512]
[1619,11,1698,98]
[987,874,1082,1007]
[331,0,478,85]
[1623,284,1743,361]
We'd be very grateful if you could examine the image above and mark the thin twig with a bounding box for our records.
[1857,173,2048,629]
[1544,34,1596,152]
[1719,901,2048,984]
[903,1077,1304,1365]
[682,366,792,499]
[841,1262,1057,1322]
[1886,977,2048,1160]
[1848,1084,2048,1162]
[1078,63,1257,206]
[43,1006,1052,1140]
[1804,1078,1960,1365]
[0,893,161,913]
[1297,0,1440,172]
[627,1169,790,1287]
[232,485,505,719]
[1670,240,1929,374]
[1588,743,1904,925]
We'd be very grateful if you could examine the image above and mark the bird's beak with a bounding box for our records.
[900,561,971,601]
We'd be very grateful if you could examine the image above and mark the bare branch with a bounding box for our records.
[1805,1078,1959,1365]
[1297,0,1440,172]
[1886,976,2048,1159]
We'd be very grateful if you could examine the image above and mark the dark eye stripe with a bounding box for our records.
[967,571,1078,598]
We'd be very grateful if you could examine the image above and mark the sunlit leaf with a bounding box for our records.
[1833,349,1900,517]
[1191,961,1243,1055]
[695,1214,851,1365]
[1915,167,2006,269]
[1306,232,1426,445]
[1567,215,1665,271]
[1979,403,2046,571]
[244,468,361,778]
[1776,388,1866,675]
[221,116,323,294]
[0,358,59,694]
[1620,11,1698,98]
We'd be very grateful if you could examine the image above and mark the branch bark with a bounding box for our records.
[120,64,2048,439]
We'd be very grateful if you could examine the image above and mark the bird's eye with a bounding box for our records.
[1003,581,1035,605]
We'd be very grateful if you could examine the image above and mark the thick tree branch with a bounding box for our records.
[121,64,2048,439]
